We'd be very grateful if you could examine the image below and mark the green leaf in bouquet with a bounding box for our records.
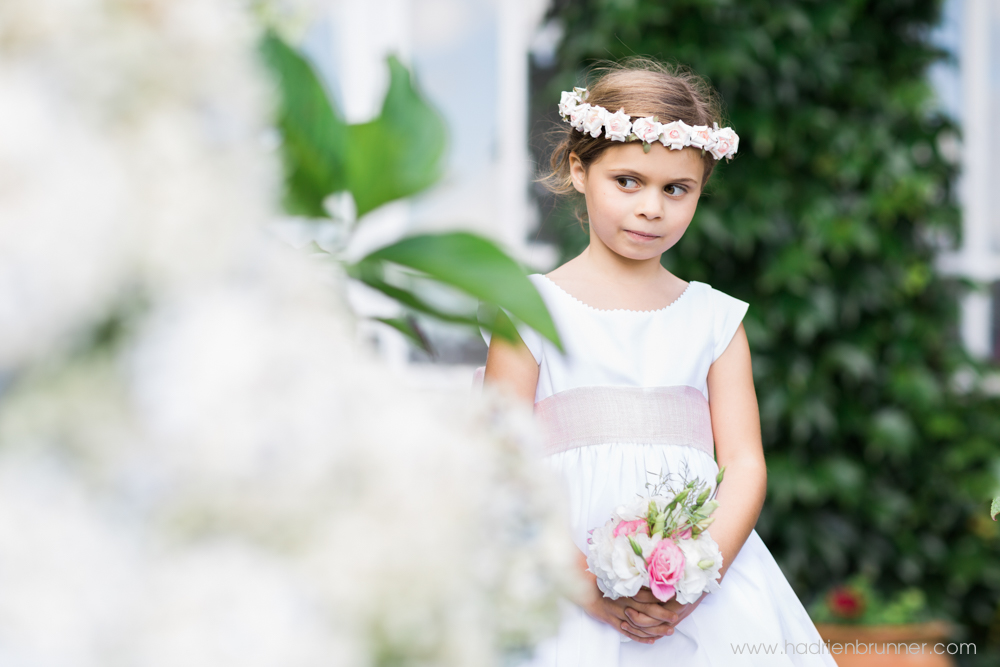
[360,232,562,350]
[692,515,715,535]
[628,535,643,558]
[651,513,666,537]
[259,32,348,217]
[345,56,447,217]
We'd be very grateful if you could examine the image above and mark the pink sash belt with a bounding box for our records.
[533,385,715,458]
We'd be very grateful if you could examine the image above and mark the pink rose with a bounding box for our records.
[658,120,692,150]
[673,527,692,540]
[708,127,739,159]
[582,106,607,138]
[688,125,714,149]
[558,90,581,117]
[647,538,685,602]
[603,108,632,142]
[613,519,649,538]
[630,117,661,144]
[569,103,590,130]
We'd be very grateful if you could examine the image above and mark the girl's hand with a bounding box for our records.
[621,589,707,640]
[577,575,680,644]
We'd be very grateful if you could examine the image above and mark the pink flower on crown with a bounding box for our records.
[631,117,662,144]
[612,519,649,538]
[647,538,685,602]
[569,103,590,130]
[658,120,693,150]
[558,90,581,118]
[688,125,715,150]
[604,108,632,142]
[582,105,607,138]
[708,127,739,160]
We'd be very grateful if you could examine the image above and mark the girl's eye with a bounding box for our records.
[616,176,638,189]
[665,184,687,196]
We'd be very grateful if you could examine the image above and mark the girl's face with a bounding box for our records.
[570,142,704,262]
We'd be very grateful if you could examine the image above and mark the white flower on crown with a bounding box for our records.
[604,108,632,142]
[581,105,607,138]
[557,89,738,160]
[631,117,662,144]
[659,120,693,150]
[687,125,715,150]
[558,90,581,118]
[569,103,590,130]
[709,126,739,160]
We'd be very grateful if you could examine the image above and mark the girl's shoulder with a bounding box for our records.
[689,282,750,363]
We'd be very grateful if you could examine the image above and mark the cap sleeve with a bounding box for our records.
[711,287,749,363]
[479,309,543,365]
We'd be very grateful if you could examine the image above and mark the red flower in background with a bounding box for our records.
[827,585,866,620]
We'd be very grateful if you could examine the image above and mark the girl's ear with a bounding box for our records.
[568,152,587,194]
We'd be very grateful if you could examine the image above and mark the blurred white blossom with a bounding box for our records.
[0,0,579,665]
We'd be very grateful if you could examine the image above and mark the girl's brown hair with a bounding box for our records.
[541,58,725,195]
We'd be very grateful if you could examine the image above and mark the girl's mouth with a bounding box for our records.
[624,229,660,242]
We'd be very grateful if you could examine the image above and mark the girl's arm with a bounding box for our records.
[482,332,539,404]
[621,322,765,641]
[703,321,767,582]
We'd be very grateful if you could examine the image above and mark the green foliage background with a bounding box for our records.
[533,0,1000,658]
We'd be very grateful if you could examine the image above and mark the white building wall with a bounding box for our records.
[934,0,1000,362]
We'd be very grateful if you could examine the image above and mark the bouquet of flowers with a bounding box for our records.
[586,467,726,605]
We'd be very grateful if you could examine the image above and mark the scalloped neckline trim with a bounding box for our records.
[536,274,697,314]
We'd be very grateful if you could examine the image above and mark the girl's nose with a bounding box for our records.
[635,190,663,220]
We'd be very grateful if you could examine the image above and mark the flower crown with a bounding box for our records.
[558,87,739,161]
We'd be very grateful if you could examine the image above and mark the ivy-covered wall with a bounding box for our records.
[531,0,1000,659]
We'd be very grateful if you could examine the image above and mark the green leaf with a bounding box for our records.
[374,316,433,355]
[992,497,1000,521]
[359,232,562,349]
[261,37,445,219]
[476,301,525,345]
[348,261,481,327]
[628,535,643,557]
[259,32,348,217]
[345,56,446,217]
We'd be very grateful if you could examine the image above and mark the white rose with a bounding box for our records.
[609,534,646,597]
[586,521,622,598]
[631,117,661,144]
[674,532,723,604]
[708,127,739,159]
[614,497,650,522]
[569,103,591,130]
[658,120,693,150]
[687,124,715,150]
[631,531,663,561]
[558,90,581,118]
[581,105,607,138]
[604,108,632,142]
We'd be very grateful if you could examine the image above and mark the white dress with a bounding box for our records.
[486,274,838,666]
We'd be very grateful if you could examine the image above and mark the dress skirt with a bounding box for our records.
[519,440,839,667]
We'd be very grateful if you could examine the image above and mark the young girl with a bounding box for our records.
[483,61,839,665]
